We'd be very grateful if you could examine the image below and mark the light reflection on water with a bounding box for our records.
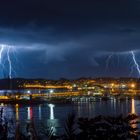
[75,98,140,118]
[15,104,19,121]
[131,98,136,114]
[0,97,139,135]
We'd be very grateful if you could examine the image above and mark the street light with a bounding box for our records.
[130,83,136,95]
[111,83,114,87]
[27,90,31,94]
[131,83,136,88]
[49,89,54,94]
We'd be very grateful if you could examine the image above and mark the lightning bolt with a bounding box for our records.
[131,51,140,77]
[0,44,17,79]
[0,45,4,64]
[7,46,12,79]
[0,45,5,76]
[105,52,139,77]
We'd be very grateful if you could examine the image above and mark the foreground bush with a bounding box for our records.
[0,112,139,140]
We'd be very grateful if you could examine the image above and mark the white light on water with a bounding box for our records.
[39,105,42,120]
[48,104,55,120]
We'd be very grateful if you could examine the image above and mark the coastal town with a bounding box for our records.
[0,77,139,102]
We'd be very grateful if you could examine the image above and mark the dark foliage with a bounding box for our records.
[77,114,139,140]
[63,113,76,140]
[0,111,139,140]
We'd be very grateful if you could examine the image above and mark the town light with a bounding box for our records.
[50,89,54,94]
[111,83,114,87]
[131,83,136,88]
[27,90,31,94]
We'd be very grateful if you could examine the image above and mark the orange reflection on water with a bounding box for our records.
[15,104,19,121]
[131,98,136,114]
[131,98,137,130]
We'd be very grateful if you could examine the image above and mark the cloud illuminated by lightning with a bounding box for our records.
[105,53,114,71]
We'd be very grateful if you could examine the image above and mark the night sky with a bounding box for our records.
[0,0,140,79]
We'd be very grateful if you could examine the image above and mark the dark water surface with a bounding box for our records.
[1,97,140,136]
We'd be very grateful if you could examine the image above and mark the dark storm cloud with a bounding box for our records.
[1,24,140,53]
[0,0,140,78]
[0,0,140,51]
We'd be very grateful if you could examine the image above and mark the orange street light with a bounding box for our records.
[131,83,136,88]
